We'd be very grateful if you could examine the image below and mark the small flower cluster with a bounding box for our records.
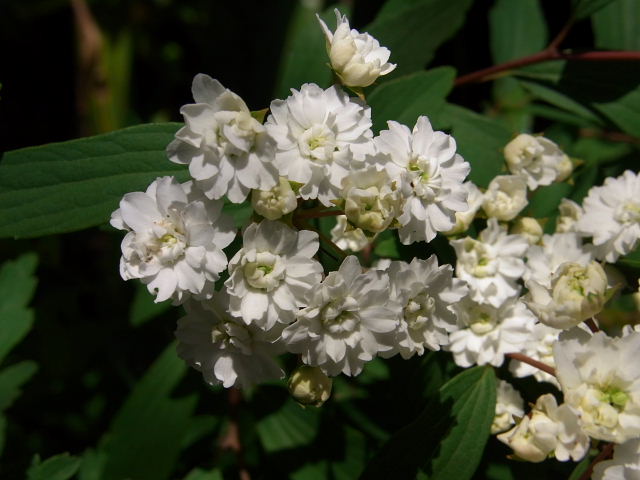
[110,9,640,473]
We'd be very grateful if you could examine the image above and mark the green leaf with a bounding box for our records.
[0,253,38,365]
[519,80,604,125]
[27,453,81,480]
[129,282,171,327]
[0,360,38,411]
[516,61,640,138]
[224,199,254,229]
[367,67,456,133]
[489,0,548,63]
[619,246,640,268]
[100,343,197,480]
[526,182,573,218]
[366,0,473,79]
[272,5,342,99]
[567,452,592,480]
[360,366,496,480]
[593,0,640,50]
[0,123,185,239]
[572,0,621,19]
[182,468,224,480]
[256,398,320,452]
[438,104,512,187]
[78,449,106,480]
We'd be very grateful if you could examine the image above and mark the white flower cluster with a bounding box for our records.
[109,11,640,476]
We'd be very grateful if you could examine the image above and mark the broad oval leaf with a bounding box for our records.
[27,453,81,480]
[0,123,184,239]
[592,0,640,50]
[489,0,548,63]
[367,67,455,133]
[571,0,621,20]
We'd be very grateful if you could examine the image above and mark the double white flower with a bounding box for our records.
[167,74,279,203]
[225,220,323,330]
[375,116,470,244]
[282,256,400,376]
[111,176,235,303]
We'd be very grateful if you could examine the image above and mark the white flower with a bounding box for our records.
[444,181,483,235]
[576,170,640,262]
[266,83,374,206]
[593,439,640,480]
[375,117,470,244]
[524,232,594,288]
[556,198,583,233]
[504,133,571,190]
[288,365,333,407]
[175,294,284,389]
[382,257,467,358]
[317,9,396,88]
[492,380,525,434]
[448,296,536,368]
[553,328,640,443]
[482,175,528,221]
[451,218,528,308]
[511,217,543,245]
[282,256,400,376]
[497,394,589,463]
[166,74,278,203]
[341,166,401,234]
[509,322,562,387]
[330,215,369,252]
[110,176,235,303]
[526,261,608,329]
[251,177,298,220]
[225,220,323,330]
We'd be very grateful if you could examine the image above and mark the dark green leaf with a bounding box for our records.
[182,468,224,480]
[619,246,640,268]
[27,453,81,480]
[572,0,621,20]
[360,366,496,480]
[438,104,512,187]
[0,361,38,411]
[526,183,573,218]
[0,253,38,365]
[256,398,320,452]
[129,282,171,327]
[593,0,640,50]
[567,452,592,480]
[100,343,197,480]
[489,0,548,63]
[366,0,473,78]
[367,67,455,133]
[0,123,185,239]
[78,449,106,480]
[272,5,342,99]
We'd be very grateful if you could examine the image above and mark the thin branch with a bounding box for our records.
[584,318,600,333]
[548,19,574,50]
[578,442,615,480]
[219,387,251,480]
[506,352,556,377]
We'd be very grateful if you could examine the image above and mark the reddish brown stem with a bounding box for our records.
[506,352,556,377]
[578,442,615,480]
[584,318,600,333]
[219,388,251,480]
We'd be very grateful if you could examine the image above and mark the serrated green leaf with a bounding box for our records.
[0,253,38,365]
[27,453,81,480]
[0,123,185,239]
[438,104,512,188]
[593,0,640,50]
[366,0,473,79]
[572,0,621,20]
[256,398,320,452]
[360,366,496,480]
[489,0,548,63]
[0,360,38,411]
[100,343,197,480]
[272,5,342,99]
[367,67,455,133]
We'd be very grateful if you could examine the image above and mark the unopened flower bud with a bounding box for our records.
[288,366,333,407]
[251,177,298,220]
[504,134,570,190]
[482,175,528,221]
[511,217,543,245]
